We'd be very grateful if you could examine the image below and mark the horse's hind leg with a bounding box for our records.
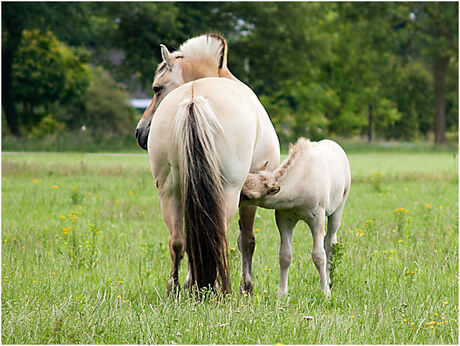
[237,205,257,293]
[275,210,298,296]
[325,198,346,286]
[159,194,184,294]
[306,210,330,297]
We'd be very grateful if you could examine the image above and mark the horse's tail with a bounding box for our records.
[173,95,231,294]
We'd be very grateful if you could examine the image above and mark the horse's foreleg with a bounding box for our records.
[159,193,184,294]
[307,211,330,298]
[275,210,297,296]
[325,199,346,286]
[237,205,257,294]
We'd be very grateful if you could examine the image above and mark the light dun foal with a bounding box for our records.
[241,138,351,297]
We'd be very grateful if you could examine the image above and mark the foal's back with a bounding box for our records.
[305,140,350,216]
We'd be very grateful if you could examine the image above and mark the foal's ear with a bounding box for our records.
[255,160,269,172]
[160,44,174,67]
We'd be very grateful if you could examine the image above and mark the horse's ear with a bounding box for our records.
[160,44,174,67]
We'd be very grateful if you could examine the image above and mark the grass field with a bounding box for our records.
[2,150,458,344]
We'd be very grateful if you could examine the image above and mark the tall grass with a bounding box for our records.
[2,151,458,344]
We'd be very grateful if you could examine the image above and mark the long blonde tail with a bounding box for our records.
[173,96,231,293]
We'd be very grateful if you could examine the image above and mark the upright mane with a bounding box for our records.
[179,33,228,70]
[273,138,310,183]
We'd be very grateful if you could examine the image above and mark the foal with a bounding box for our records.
[241,138,351,297]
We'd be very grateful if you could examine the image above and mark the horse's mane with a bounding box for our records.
[273,138,310,183]
[179,33,228,69]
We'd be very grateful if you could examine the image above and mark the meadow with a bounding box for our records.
[2,149,458,344]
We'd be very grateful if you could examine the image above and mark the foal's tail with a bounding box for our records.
[173,95,231,294]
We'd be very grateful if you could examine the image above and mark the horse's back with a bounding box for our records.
[149,77,258,193]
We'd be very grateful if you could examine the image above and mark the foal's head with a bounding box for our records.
[135,34,234,150]
[241,171,281,201]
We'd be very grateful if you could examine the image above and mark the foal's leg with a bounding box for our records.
[159,194,185,294]
[237,205,257,293]
[275,210,298,296]
[325,199,346,286]
[306,210,330,297]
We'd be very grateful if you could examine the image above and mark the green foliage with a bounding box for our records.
[63,66,138,137]
[11,29,90,127]
[30,114,68,139]
[2,2,458,145]
[329,242,344,287]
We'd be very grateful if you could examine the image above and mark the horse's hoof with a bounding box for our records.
[239,280,254,295]
[166,279,181,296]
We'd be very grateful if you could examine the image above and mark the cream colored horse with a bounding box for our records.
[136,34,280,293]
[241,138,351,297]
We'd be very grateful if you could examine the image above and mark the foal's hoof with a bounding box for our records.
[239,280,254,295]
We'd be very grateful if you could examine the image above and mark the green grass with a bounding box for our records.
[2,151,458,344]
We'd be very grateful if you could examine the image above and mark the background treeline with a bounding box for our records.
[2,2,458,151]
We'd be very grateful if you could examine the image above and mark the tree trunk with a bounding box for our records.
[434,56,449,145]
[368,103,374,143]
[2,47,20,136]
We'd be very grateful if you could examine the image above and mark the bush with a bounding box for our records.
[62,66,139,138]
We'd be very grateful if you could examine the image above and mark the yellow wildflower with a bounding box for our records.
[397,239,402,243]
[52,185,59,190]
[128,190,134,196]
[117,295,121,299]
[425,203,432,210]
[60,215,66,220]
[33,179,39,184]
[434,312,438,317]
[72,185,78,191]
[403,319,407,322]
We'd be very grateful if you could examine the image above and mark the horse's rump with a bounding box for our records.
[173,96,231,293]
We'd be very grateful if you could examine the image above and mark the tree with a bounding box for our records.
[406,2,458,144]
[1,2,99,135]
[12,29,90,128]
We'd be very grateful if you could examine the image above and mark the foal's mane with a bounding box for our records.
[273,138,310,183]
[179,33,228,70]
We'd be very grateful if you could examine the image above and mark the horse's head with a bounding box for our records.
[135,34,235,150]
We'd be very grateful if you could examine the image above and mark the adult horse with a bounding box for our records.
[135,34,280,293]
